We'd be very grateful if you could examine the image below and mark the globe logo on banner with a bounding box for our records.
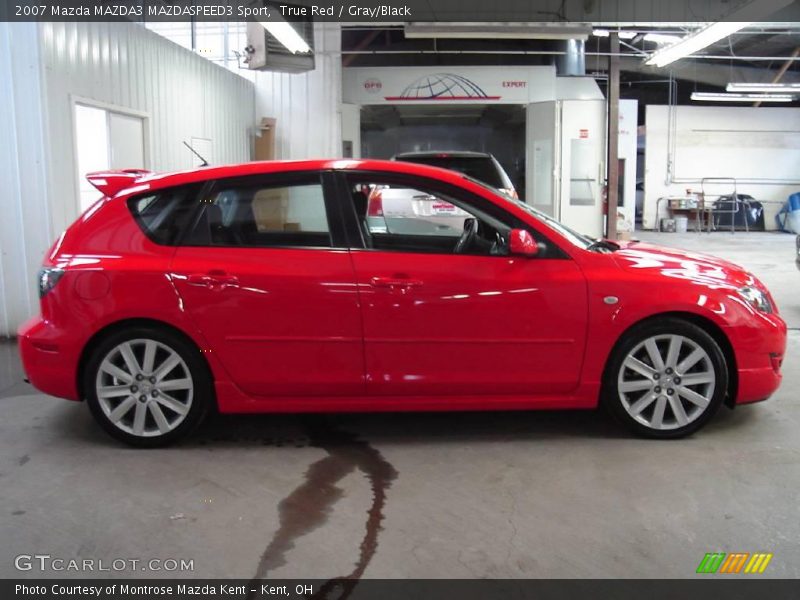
[384,73,502,101]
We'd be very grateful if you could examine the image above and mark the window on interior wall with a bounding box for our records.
[143,21,251,74]
[144,22,193,52]
[74,104,146,211]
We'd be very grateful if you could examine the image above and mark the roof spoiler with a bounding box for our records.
[86,169,152,197]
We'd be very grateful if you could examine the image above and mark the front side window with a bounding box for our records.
[463,175,596,250]
[184,176,331,248]
[348,177,514,256]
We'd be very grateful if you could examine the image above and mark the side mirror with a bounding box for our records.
[508,229,539,257]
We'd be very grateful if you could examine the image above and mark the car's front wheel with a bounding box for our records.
[604,318,729,439]
[84,327,211,447]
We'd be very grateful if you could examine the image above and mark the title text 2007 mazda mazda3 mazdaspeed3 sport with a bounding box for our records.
[18,160,786,446]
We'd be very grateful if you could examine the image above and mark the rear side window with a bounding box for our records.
[128,184,202,245]
[398,156,508,189]
[183,174,332,248]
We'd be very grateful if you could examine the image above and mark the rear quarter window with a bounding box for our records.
[128,184,203,245]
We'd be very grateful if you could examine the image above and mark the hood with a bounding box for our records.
[612,241,758,291]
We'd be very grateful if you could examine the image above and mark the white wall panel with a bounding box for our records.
[0,22,51,337]
[340,103,361,158]
[254,23,341,160]
[644,105,800,230]
[0,22,255,336]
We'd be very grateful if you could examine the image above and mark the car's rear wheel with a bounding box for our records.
[604,319,728,439]
[84,327,211,447]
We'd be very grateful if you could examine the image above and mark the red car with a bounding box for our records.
[18,159,786,446]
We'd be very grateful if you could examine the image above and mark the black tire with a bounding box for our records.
[84,326,212,447]
[602,318,728,439]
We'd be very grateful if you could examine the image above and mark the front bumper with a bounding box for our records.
[17,316,81,401]
[730,312,786,405]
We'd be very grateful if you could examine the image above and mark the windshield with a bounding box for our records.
[462,176,596,250]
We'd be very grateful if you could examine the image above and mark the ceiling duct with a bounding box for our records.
[556,39,586,76]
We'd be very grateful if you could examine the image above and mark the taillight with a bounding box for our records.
[38,267,65,298]
[368,190,384,216]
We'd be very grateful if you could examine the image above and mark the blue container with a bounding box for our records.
[777,192,800,233]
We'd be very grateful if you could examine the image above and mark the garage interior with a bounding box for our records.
[2,3,800,583]
[360,104,527,196]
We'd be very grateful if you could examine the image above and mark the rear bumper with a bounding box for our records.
[17,316,81,401]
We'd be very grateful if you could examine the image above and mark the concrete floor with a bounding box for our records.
[1,231,798,580]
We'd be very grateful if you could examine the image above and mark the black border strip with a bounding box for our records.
[3,579,800,600]
[2,0,800,23]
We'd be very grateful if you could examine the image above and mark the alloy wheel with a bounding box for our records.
[94,339,194,438]
[617,334,716,431]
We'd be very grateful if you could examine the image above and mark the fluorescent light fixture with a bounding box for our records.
[691,92,794,102]
[593,29,636,39]
[646,22,750,67]
[727,82,800,93]
[258,19,311,54]
[643,33,682,45]
[405,23,592,41]
[644,0,795,67]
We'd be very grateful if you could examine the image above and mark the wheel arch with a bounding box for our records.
[76,318,214,403]
[602,311,738,408]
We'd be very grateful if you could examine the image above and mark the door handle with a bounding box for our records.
[187,272,239,290]
[370,276,423,289]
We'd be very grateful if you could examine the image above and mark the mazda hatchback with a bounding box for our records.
[19,159,786,446]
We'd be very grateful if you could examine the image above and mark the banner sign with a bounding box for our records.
[343,66,558,105]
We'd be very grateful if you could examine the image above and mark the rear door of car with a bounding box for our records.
[169,171,365,398]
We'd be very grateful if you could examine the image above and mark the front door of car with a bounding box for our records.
[342,173,588,397]
[170,172,364,397]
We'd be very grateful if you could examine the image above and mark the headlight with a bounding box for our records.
[38,267,64,298]
[737,286,773,314]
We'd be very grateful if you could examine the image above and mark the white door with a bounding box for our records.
[526,101,559,217]
[617,99,639,232]
[558,100,606,238]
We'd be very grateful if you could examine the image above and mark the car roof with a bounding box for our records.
[110,159,478,198]
[393,151,494,159]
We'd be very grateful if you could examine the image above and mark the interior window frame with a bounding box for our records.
[335,170,568,259]
[177,170,347,250]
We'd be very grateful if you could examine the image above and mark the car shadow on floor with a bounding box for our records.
[49,398,766,449]
[51,400,757,448]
